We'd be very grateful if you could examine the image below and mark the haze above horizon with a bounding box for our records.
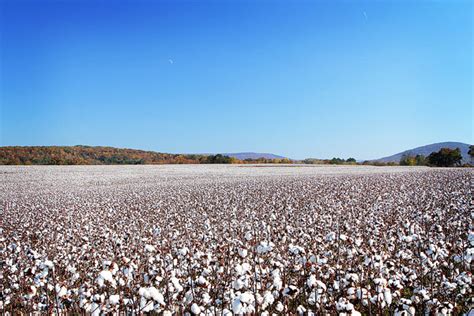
[1,0,472,160]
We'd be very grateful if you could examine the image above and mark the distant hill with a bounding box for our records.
[222,152,286,160]
[376,142,472,163]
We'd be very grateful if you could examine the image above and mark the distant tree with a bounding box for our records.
[346,158,356,163]
[329,157,345,165]
[415,154,427,166]
[469,145,474,164]
[400,154,426,166]
[427,148,462,167]
[400,154,416,166]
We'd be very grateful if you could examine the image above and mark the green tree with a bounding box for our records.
[427,148,462,167]
[400,154,416,166]
[415,154,426,166]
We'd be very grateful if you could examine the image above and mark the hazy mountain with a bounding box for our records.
[376,142,471,163]
[222,152,287,160]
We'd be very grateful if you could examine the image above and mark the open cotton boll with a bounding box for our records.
[109,294,120,305]
[275,301,284,312]
[191,303,201,314]
[90,302,101,316]
[307,275,317,288]
[256,241,274,254]
[384,288,392,305]
[238,248,248,258]
[140,297,154,312]
[233,278,244,290]
[148,287,165,305]
[145,244,156,252]
[97,270,116,287]
[239,291,255,304]
[232,298,244,314]
[297,305,307,315]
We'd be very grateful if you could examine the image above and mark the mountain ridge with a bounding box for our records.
[375,142,471,163]
[221,152,286,160]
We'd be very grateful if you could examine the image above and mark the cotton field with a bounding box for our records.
[0,165,472,315]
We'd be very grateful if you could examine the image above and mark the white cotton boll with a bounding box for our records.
[326,232,336,241]
[234,278,244,290]
[240,292,255,304]
[197,275,207,285]
[245,231,252,241]
[202,292,211,305]
[91,302,101,316]
[297,305,306,315]
[235,264,244,275]
[97,270,116,287]
[238,248,248,258]
[139,287,151,299]
[346,302,354,311]
[384,288,392,305]
[140,297,154,312]
[347,287,356,298]
[257,241,274,254]
[44,260,54,269]
[307,275,317,288]
[148,287,165,305]
[184,290,194,305]
[56,285,67,298]
[289,245,305,255]
[232,298,243,314]
[171,277,183,292]
[275,301,284,312]
[179,247,189,256]
[109,294,120,305]
[261,291,274,309]
[145,244,156,253]
[191,303,201,314]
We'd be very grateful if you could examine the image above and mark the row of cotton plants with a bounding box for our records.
[0,166,472,315]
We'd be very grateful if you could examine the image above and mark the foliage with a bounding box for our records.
[0,146,295,165]
[304,157,358,165]
[427,148,462,167]
[400,154,427,166]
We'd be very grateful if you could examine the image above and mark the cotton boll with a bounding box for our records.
[239,291,255,304]
[384,288,392,306]
[109,294,120,305]
[275,301,284,312]
[238,248,248,258]
[232,298,243,314]
[191,303,201,314]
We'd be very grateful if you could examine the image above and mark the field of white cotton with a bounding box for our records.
[0,165,472,315]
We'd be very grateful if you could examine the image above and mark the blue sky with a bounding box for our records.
[0,0,472,159]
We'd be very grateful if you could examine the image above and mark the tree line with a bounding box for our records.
[0,145,472,166]
[0,146,294,165]
[399,146,472,167]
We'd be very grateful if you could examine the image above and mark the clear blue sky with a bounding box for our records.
[1,0,472,159]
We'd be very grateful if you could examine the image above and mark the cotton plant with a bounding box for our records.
[0,166,472,314]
